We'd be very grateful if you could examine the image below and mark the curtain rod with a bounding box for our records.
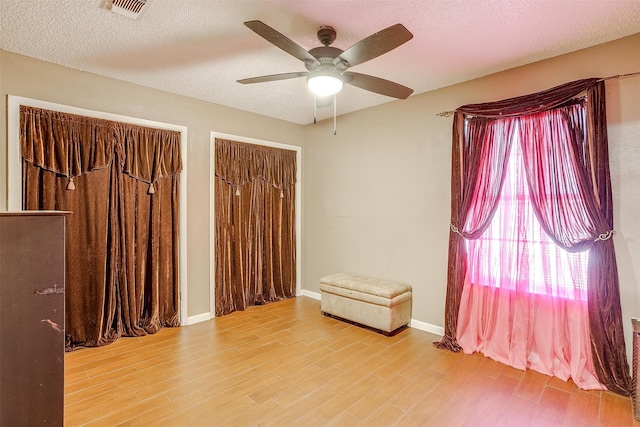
[600,70,640,81]
[436,71,640,117]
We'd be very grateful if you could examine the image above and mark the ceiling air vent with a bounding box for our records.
[107,0,148,20]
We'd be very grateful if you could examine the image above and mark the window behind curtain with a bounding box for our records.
[465,120,589,301]
[440,79,631,394]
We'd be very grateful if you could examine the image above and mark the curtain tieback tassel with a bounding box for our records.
[280,189,284,198]
[148,183,155,195]
[66,177,76,191]
[594,230,614,242]
[235,187,241,196]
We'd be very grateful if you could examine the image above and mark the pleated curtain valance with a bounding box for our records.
[20,106,182,191]
[456,78,599,118]
[214,138,297,194]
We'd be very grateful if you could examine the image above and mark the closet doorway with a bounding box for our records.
[7,96,188,347]
[210,133,301,317]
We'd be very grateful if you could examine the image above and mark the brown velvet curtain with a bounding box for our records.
[20,106,182,349]
[436,79,632,395]
[214,138,296,316]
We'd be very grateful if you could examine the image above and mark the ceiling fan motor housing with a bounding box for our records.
[306,46,344,72]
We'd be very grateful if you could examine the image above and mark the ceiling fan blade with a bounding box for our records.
[343,71,414,99]
[244,20,319,66]
[334,24,413,68]
[237,71,309,84]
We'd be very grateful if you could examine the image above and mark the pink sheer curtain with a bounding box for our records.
[438,116,515,354]
[456,123,603,389]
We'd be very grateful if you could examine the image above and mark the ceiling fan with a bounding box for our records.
[237,20,414,102]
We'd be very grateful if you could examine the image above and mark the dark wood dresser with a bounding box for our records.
[0,211,69,426]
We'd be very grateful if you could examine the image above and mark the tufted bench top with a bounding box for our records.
[320,273,412,299]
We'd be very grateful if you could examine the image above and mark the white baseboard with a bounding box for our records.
[183,292,445,336]
[300,289,321,300]
[299,290,443,336]
[185,312,214,326]
[410,319,444,337]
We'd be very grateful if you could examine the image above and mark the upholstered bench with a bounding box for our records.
[320,273,412,335]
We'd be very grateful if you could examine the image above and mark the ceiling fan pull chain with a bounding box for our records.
[333,94,337,135]
[314,95,317,124]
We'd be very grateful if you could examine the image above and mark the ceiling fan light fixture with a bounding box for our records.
[307,72,343,97]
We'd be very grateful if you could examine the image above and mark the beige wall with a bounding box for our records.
[0,50,306,318]
[2,33,639,356]
[303,33,640,354]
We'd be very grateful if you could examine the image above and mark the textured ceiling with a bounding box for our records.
[1,0,639,125]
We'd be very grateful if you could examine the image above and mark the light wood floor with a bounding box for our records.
[65,296,639,426]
